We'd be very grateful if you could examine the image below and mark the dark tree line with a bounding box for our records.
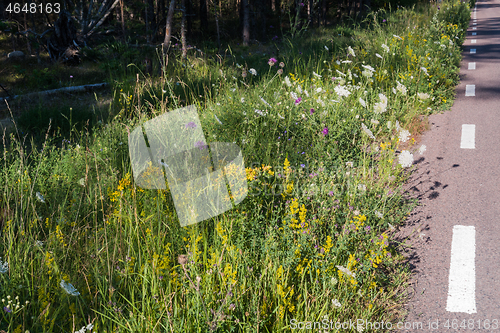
[0,0,384,61]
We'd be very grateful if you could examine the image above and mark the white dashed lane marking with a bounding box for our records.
[460,124,476,149]
[465,85,476,96]
[468,62,476,70]
[446,225,476,314]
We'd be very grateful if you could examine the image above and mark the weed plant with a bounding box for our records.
[0,0,472,331]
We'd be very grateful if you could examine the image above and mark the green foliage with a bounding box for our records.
[0,0,470,331]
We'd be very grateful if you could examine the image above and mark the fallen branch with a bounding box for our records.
[0,83,109,102]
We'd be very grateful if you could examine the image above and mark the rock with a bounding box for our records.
[7,50,25,59]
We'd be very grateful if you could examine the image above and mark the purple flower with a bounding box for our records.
[186,121,197,129]
[70,75,73,79]
[301,164,305,168]
[365,225,371,231]
[273,35,279,41]
[322,127,329,136]
[159,275,163,280]
[268,57,278,66]
[295,97,302,105]
[300,2,305,6]
[195,141,207,150]
[310,108,315,115]
[3,306,11,313]
[270,25,274,28]
[383,19,386,22]
[328,191,334,196]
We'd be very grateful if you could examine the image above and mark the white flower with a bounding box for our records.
[334,85,351,98]
[379,93,388,105]
[336,69,346,77]
[395,120,401,131]
[259,96,271,107]
[332,299,342,308]
[316,87,322,93]
[357,324,365,333]
[387,121,392,129]
[60,279,80,296]
[421,67,429,76]
[254,109,267,116]
[375,211,383,218]
[304,90,309,97]
[0,257,8,273]
[36,192,45,203]
[362,70,373,78]
[324,45,329,51]
[392,87,397,94]
[317,98,325,107]
[398,150,414,168]
[313,71,322,78]
[347,46,356,57]
[393,34,402,40]
[86,323,94,331]
[35,240,44,247]
[284,76,292,87]
[359,98,366,108]
[249,68,257,76]
[374,102,386,114]
[362,65,375,72]
[214,114,223,125]
[240,97,245,103]
[396,81,407,95]
[290,92,298,100]
[336,60,341,65]
[418,92,430,100]
[361,123,376,140]
[358,184,367,191]
[342,60,352,64]
[370,119,379,125]
[346,161,354,167]
[382,43,390,52]
[78,178,85,186]
[418,145,427,155]
[375,53,383,59]
[399,129,411,143]
[336,265,356,278]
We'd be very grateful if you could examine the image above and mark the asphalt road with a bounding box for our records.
[400,0,500,331]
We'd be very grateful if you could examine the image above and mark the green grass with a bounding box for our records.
[0,0,472,331]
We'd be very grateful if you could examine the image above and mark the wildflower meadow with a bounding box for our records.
[0,0,472,331]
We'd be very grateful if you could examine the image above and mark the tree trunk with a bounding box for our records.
[308,0,313,25]
[163,0,176,49]
[200,0,208,31]
[242,0,250,46]
[119,0,126,40]
[181,0,187,57]
[187,0,192,35]
[47,10,80,64]
[147,0,156,42]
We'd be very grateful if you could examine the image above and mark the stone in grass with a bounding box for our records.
[7,50,25,59]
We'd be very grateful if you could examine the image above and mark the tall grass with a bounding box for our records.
[0,0,471,331]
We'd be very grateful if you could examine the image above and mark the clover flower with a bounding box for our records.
[249,68,257,76]
[322,127,329,136]
[279,62,285,68]
[396,81,407,95]
[295,97,302,105]
[268,58,277,66]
